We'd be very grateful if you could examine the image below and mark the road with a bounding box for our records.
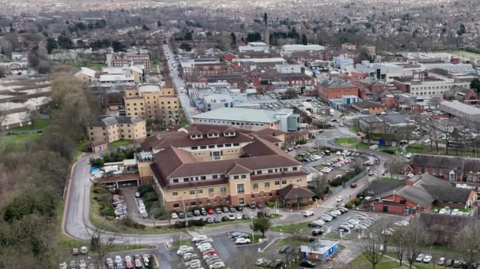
[162,44,200,123]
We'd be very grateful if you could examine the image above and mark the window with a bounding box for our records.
[251,194,255,199]
[241,175,247,179]
[200,146,207,149]
[209,188,214,193]
[233,175,239,179]
[275,181,280,186]
[283,168,288,172]
[282,180,287,185]
[265,182,270,187]
[257,170,262,175]
[173,203,180,208]
[173,192,178,196]
[197,189,203,194]
[189,190,195,195]
[268,169,273,173]
[183,178,189,182]
[233,143,239,146]
[225,143,231,147]
[293,167,298,171]
[191,146,198,150]
[220,187,227,192]
[253,183,258,189]
[297,178,302,183]
[217,144,223,148]
[173,179,179,183]
[208,145,215,149]
[201,176,206,180]
[237,184,245,193]
[212,175,218,179]
[190,201,196,206]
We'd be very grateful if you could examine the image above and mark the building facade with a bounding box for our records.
[317,79,359,102]
[124,84,180,125]
[139,124,308,210]
[88,116,146,143]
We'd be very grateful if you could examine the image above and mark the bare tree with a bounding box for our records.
[361,225,386,269]
[312,173,328,192]
[384,159,405,179]
[0,106,8,132]
[390,227,408,266]
[454,220,480,268]
[428,96,443,109]
[405,218,427,269]
[88,222,120,269]
[436,118,456,155]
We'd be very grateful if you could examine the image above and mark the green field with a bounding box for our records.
[443,50,480,60]
[271,222,309,233]
[109,139,133,147]
[0,133,41,149]
[9,119,49,131]
[335,137,358,145]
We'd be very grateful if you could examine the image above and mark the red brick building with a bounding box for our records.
[410,154,480,182]
[317,79,359,102]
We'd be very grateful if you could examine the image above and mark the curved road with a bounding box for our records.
[62,137,393,245]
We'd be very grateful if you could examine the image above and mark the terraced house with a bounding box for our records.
[137,124,311,210]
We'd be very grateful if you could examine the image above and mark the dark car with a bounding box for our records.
[308,222,322,228]
[229,207,237,213]
[312,229,323,236]
[242,214,250,220]
[237,206,244,211]
[178,212,185,219]
[200,208,208,216]
[222,207,229,213]
[278,245,290,253]
[446,259,454,267]
[205,217,213,224]
[221,216,229,222]
[187,212,194,218]
[453,260,462,268]
[215,208,223,214]
[249,204,256,209]
[350,183,357,188]
[213,217,220,223]
[299,261,316,268]
[269,259,283,268]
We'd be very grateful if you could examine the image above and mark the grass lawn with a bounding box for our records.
[271,222,309,233]
[323,234,352,240]
[248,234,263,244]
[172,239,191,249]
[0,133,41,149]
[380,177,400,182]
[109,139,133,148]
[350,254,395,268]
[355,142,371,149]
[352,126,360,132]
[335,137,358,145]
[376,261,401,269]
[9,119,49,131]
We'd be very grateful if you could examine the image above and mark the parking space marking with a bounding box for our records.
[260,237,285,252]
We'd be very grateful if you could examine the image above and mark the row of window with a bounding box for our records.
[171,178,302,196]
[190,143,240,150]
[197,119,268,127]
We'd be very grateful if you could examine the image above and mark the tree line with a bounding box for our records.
[0,67,100,267]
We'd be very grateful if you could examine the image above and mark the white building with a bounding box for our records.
[276,64,302,74]
[238,42,269,53]
[281,44,324,53]
[394,76,471,98]
[439,101,480,122]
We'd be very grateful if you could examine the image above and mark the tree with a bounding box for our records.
[111,41,126,52]
[46,38,57,54]
[0,66,6,78]
[301,34,308,45]
[470,78,480,95]
[361,225,386,269]
[282,88,298,99]
[57,36,74,49]
[405,218,427,269]
[359,48,374,63]
[179,43,192,52]
[252,217,271,238]
[230,32,237,48]
[391,227,409,266]
[428,96,443,109]
[88,222,119,269]
[142,24,150,31]
[384,158,405,179]
[453,220,480,268]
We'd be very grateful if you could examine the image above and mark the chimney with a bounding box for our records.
[264,13,269,45]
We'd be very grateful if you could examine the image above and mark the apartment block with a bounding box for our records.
[124,84,180,125]
[88,116,146,143]
[138,124,311,210]
[107,53,151,72]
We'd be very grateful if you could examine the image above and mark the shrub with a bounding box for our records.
[296,139,307,145]
[265,200,276,207]
[100,206,115,216]
[353,197,361,205]
[138,185,155,196]
[122,218,146,230]
[345,202,354,209]
[143,192,159,203]
[382,149,395,154]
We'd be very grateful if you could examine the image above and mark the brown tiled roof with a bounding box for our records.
[165,178,229,190]
[151,146,196,179]
[207,129,221,135]
[252,128,286,137]
[184,124,244,134]
[190,128,202,136]
[277,184,315,199]
[243,135,293,159]
[257,135,283,143]
[226,163,252,175]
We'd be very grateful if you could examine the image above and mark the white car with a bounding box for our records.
[406,153,412,159]
[228,215,236,221]
[59,262,67,269]
[196,243,212,249]
[303,211,314,217]
[192,235,209,242]
[336,196,344,203]
[124,256,132,263]
[423,255,432,263]
[235,238,251,244]
[171,213,179,219]
[320,214,333,222]
[256,258,267,266]
[114,256,122,264]
[415,254,425,262]
[451,209,460,215]
[236,214,243,220]
[177,247,194,255]
[210,262,226,269]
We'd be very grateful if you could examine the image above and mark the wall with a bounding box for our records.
[369,107,385,114]
[318,86,359,102]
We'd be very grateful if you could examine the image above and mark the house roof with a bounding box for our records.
[89,116,143,127]
[396,185,434,208]
[226,163,252,175]
[410,154,465,171]
[75,67,96,78]
[277,184,315,199]
[320,79,356,89]
[191,108,280,123]
[421,184,473,204]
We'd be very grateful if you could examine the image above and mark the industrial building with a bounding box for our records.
[439,101,480,122]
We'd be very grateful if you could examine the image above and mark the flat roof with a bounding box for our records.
[440,101,480,116]
[192,107,283,123]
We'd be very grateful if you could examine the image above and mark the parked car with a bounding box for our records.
[312,229,323,236]
[207,208,215,214]
[114,256,122,264]
[205,217,213,224]
[228,215,236,221]
[438,257,446,265]
[221,216,229,222]
[249,203,256,209]
[213,217,221,223]
[299,260,316,268]
[171,212,179,219]
[69,261,77,269]
[59,262,67,269]
[222,207,229,213]
[235,238,251,244]
[178,212,185,219]
[72,248,80,255]
[229,207,237,213]
[193,210,200,216]
[423,255,433,263]
[278,245,290,253]
[415,254,425,262]
[80,246,88,254]
[303,211,314,217]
